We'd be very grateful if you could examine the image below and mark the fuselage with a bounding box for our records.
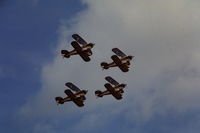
[66,43,95,56]
[62,90,87,102]
[99,84,126,96]
[107,55,134,67]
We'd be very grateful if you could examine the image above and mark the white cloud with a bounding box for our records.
[17,0,200,132]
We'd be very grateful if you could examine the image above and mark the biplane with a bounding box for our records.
[61,34,95,62]
[55,82,88,107]
[101,48,134,72]
[95,76,126,100]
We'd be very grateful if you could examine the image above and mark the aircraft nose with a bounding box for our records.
[84,90,88,94]
[123,84,127,87]
[90,43,95,48]
[129,56,134,60]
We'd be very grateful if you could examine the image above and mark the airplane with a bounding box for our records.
[100,48,134,72]
[55,82,88,107]
[95,76,126,100]
[61,34,95,62]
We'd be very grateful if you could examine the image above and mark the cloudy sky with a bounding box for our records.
[1,0,200,133]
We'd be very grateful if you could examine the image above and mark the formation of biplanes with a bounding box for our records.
[55,34,134,107]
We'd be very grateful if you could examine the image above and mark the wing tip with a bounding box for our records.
[65,82,72,86]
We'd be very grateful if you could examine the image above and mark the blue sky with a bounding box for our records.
[1,0,200,133]
[0,0,85,132]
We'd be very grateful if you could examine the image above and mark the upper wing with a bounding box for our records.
[64,89,75,97]
[65,82,81,92]
[112,48,126,57]
[105,76,119,86]
[72,34,87,45]
[104,83,122,100]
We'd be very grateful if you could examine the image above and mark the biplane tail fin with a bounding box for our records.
[55,97,64,104]
[61,50,70,58]
[101,62,109,69]
[95,90,103,97]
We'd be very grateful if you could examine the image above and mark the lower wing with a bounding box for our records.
[73,99,84,107]
[79,52,91,62]
[104,83,122,100]
[118,63,129,72]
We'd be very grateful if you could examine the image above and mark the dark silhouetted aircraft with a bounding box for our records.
[61,34,95,62]
[101,48,134,72]
[55,82,88,107]
[95,76,126,100]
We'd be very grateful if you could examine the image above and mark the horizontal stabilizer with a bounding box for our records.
[61,50,70,58]
[55,97,64,104]
[95,90,103,97]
